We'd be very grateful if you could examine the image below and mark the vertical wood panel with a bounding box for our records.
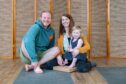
[0,0,12,57]
[50,0,53,16]
[34,0,38,21]
[87,0,92,59]
[67,0,71,14]
[12,0,17,59]
[106,0,110,64]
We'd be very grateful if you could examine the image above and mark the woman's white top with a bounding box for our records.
[63,33,70,51]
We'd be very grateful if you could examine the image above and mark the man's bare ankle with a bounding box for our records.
[34,66,43,74]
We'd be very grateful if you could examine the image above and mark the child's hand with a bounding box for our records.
[66,47,70,52]
[67,46,73,52]
[69,48,73,52]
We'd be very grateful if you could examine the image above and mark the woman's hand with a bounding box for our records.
[67,46,73,52]
[57,56,64,66]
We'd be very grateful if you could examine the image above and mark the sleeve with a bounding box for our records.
[57,35,64,54]
[57,36,61,48]
[78,35,90,53]
[48,31,55,48]
[23,24,39,62]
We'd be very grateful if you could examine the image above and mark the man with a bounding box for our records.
[20,11,59,73]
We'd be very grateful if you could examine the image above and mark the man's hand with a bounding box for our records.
[57,56,64,66]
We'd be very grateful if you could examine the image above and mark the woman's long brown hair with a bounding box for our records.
[59,14,75,36]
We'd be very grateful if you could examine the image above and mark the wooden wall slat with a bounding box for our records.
[0,0,12,57]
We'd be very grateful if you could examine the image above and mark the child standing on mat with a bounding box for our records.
[63,26,87,68]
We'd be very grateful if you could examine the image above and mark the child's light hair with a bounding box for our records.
[72,25,82,33]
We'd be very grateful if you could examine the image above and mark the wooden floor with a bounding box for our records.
[1,58,126,84]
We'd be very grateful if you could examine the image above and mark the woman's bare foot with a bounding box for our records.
[25,64,34,71]
[34,66,43,74]
[63,59,68,65]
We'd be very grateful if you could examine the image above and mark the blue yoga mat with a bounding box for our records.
[14,69,73,84]
[97,67,126,84]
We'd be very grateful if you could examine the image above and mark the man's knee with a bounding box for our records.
[52,46,60,53]
[19,48,31,64]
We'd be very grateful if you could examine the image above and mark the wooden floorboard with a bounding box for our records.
[0,59,22,84]
[71,68,107,84]
[0,58,126,84]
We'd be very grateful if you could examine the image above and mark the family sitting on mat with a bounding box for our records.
[19,11,96,74]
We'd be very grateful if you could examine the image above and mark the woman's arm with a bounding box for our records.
[57,35,64,54]
[78,35,90,53]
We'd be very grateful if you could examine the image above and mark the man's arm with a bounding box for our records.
[23,24,40,62]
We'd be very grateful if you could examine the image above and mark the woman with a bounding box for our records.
[57,14,90,67]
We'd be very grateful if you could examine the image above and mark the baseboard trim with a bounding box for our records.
[0,56,13,59]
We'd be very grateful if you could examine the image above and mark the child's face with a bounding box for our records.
[72,29,81,39]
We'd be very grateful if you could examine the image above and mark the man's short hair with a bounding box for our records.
[40,10,51,17]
